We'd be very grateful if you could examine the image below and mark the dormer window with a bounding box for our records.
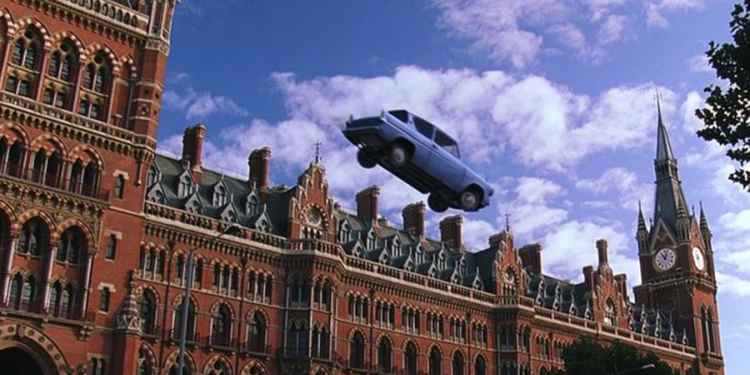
[246,195,259,216]
[392,237,401,257]
[366,230,376,251]
[147,166,159,186]
[338,220,351,243]
[187,199,201,214]
[178,174,192,198]
[256,219,269,233]
[214,185,228,206]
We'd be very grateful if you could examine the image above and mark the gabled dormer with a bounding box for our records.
[184,191,203,214]
[212,177,231,207]
[146,181,168,204]
[219,202,239,223]
[346,239,365,257]
[249,204,273,233]
[364,227,377,251]
[177,169,194,199]
[470,269,484,290]
[337,218,352,244]
[245,192,260,216]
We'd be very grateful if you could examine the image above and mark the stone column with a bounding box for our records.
[80,252,94,319]
[1,236,19,305]
[41,246,58,313]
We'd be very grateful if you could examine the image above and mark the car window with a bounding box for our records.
[435,130,460,158]
[413,117,434,139]
[389,110,409,123]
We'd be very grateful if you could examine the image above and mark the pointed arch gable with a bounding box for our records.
[53,218,94,249]
[69,144,103,167]
[48,31,84,55]
[0,200,17,225]
[15,209,55,237]
[11,18,51,47]
[82,44,121,74]
[240,361,266,375]
[209,301,236,320]
[0,122,30,145]
[29,134,68,157]
[162,350,196,375]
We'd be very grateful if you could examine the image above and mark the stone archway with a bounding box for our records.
[0,324,70,375]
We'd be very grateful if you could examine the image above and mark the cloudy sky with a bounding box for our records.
[159,1,748,372]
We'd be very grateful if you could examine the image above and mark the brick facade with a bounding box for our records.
[0,1,725,375]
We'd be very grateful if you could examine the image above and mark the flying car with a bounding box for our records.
[343,110,494,212]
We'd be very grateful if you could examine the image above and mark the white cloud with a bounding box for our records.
[646,0,705,28]
[717,272,750,297]
[163,78,249,121]
[681,91,704,132]
[274,67,679,172]
[688,54,711,73]
[719,209,750,234]
[575,167,651,210]
[462,217,499,250]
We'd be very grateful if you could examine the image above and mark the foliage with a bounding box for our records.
[696,0,750,190]
[551,337,679,375]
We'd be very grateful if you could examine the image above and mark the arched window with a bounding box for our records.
[474,355,486,375]
[114,175,126,199]
[139,289,156,335]
[214,185,227,206]
[174,299,195,341]
[429,347,442,375]
[82,162,100,197]
[19,218,48,256]
[147,165,159,186]
[404,342,418,375]
[60,284,73,319]
[211,304,232,347]
[5,27,42,98]
[69,159,84,193]
[44,39,78,110]
[452,351,464,375]
[247,311,266,353]
[9,274,23,309]
[604,299,616,326]
[349,331,365,369]
[246,194,259,215]
[44,151,62,187]
[58,227,85,264]
[377,337,392,373]
[20,275,36,311]
[79,52,111,121]
[6,140,25,177]
[50,282,62,316]
[137,346,153,375]
[178,174,192,198]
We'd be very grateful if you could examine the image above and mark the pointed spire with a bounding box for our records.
[656,92,675,161]
[700,202,710,229]
[638,201,647,231]
[314,141,322,164]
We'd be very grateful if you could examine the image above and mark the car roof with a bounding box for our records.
[395,110,458,143]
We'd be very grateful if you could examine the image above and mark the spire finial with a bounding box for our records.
[314,141,322,164]
[505,212,511,232]
[655,89,675,161]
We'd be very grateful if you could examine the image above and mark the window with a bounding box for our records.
[19,218,48,256]
[389,110,409,122]
[405,342,418,375]
[402,307,420,333]
[452,351,464,375]
[58,227,85,264]
[475,356,486,375]
[105,234,117,260]
[435,130,460,157]
[349,331,365,369]
[247,311,266,352]
[174,299,196,341]
[211,305,232,347]
[147,166,159,186]
[99,287,111,312]
[348,295,368,322]
[378,337,392,373]
[413,116,435,139]
[604,299,616,326]
[213,185,227,206]
[139,290,156,335]
[90,358,107,375]
[114,175,125,199]
[429,347,442,375]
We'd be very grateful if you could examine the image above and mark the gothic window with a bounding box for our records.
[50,282,62,316]
[90,358,107,375]
[338,220,351,243]
[349,331,365,369]
[19,218,48,256]
[44,39,78,110]
[319,327,330,359]
[474,356,487,375]
[213,185,227,206]
[194,259,203,288]
[174,299,196,340]
[58,227,85,264]
[246,194,259,216]
[6,28,42,98]
[82,162,100,197]
[377,337,392,373]
[604,299,616,326]
[247,311,266,352]
[211,304,232,347]
[286,321,308,357]
[452,351,464,375]
[114,175,126,199]
[4,140,25,178]
[178,174,192,198]
[105,234,118,260]
[139,289,156,335]
[405,342,418,375]
[429,347,442,375]
[366,230,376,250]
[99,287,111,312]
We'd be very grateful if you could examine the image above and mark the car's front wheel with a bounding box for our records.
[357,148,378,169]
[428,193,449,213]
[460,188,482,211]
[389,143,410,167]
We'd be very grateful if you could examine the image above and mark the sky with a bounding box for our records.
[157,1,749,372]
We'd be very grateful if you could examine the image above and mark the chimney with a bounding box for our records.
[182,124,207,171]
[248,147,272,190]
[519,244,543,274]
[402,202,426,238]
[615,274,628,298]
[356,186,380,225]
[596,239,609,266]
[440,215,463,249]
[583,266,594,290]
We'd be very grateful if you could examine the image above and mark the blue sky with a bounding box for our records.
[158,1,749,372]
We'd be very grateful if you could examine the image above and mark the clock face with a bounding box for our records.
[692,247,705,271]
[654,248,676,271]
[307,207,322,226]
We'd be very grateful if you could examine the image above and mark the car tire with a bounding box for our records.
[357,148,377,169]
[428,193,449,213]
[460,189,481,211]
[389,143,410,167]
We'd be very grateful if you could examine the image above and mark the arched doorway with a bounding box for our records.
[0,346,48,375]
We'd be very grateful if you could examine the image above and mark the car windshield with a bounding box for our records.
[389,110,409,123]
[413,116,434,139]
[435,130,460,158]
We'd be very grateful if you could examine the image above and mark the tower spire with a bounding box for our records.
[656,92,675,161]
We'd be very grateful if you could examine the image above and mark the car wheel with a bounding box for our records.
[357,148,377,169]
[428,193,448,213]
[460,189,481,211]
[389,143,410,167]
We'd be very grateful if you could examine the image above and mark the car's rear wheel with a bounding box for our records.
[389,143,410,167]
[460,188,482,211]
[357,148,378,169]
[428,193,449,213]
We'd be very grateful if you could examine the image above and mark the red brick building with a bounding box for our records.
[0,1,725,375]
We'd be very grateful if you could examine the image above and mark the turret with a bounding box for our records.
[637,202,649,254]
[700,202,713,252]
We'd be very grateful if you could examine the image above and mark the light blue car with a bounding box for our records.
[343,110,494,212]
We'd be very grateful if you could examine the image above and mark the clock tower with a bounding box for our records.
[633,99,724,374]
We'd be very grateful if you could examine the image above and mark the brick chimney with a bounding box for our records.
[356,186,380,226]
[402,202,426,238]
[182,124,206,171]
[596,239,609,266]
[440,215,463,249]
[248,147,271,190]
[519,244,543,274]
[583,265,594,290]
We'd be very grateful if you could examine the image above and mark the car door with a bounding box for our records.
[410,115,435,167]
[429,130,465,190]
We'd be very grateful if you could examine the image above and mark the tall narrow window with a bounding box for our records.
[99,287,111,312]
[475,356,486,375]
[114,175,125,199]
[405,342,418,375]
[5,28,42,98]
[60,285,73,319]
[452,351,464,375]
[105,234,117,260]
[429,347,442,375]
[349,331,365,369]
[50,282,62,316]
[9,275,22,310]
[377,337,392,373]
[79,52,111,121]
[247,311,266,352]
[211,304,232,347]
[139,290,156,335]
